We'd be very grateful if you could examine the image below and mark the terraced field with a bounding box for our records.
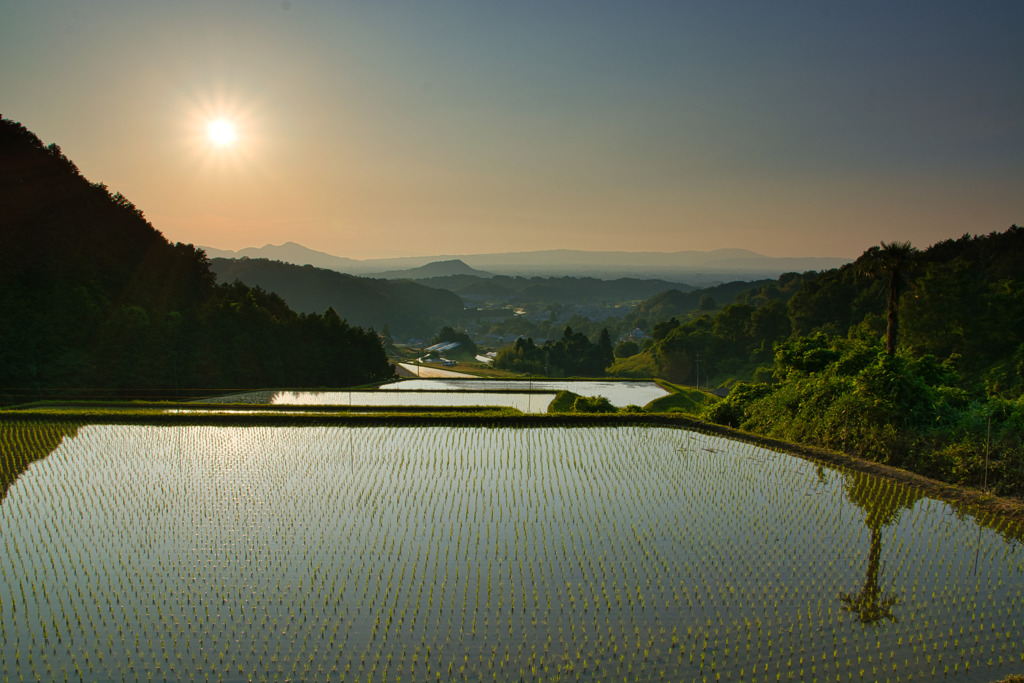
[1,422,1021,682]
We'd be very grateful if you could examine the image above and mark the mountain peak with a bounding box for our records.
[373,259,493,279]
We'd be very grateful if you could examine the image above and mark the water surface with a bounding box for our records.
[1,424,1021,682]
[382,378,669,407]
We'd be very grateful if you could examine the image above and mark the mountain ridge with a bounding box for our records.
[201,243,851,283]
[208,257,465,338]
[371,259,493,279]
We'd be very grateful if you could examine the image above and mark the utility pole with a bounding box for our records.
[694,351,700,391]
[984,412,991,492]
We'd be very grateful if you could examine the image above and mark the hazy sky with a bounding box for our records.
[2,1,1021,259]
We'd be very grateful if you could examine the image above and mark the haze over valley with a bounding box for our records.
[201,242,852,283]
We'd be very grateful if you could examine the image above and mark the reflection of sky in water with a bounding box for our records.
[1,425,1020,683]
[269,390,557,413]
[381,378,670,407]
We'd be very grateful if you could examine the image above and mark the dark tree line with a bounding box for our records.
[0,116,392,400]
[494,327,614,377]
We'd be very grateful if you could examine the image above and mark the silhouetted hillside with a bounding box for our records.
[627,279,776,325]
[209,257,465,338]
[416,274,693,307]
[0,116,392,398]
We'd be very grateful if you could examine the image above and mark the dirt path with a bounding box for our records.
[395,363,477,379]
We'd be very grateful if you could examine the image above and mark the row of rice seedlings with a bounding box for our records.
[0,423,1021,681]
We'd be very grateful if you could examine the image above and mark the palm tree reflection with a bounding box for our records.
[840,471,922,624]
[0,423,80,503]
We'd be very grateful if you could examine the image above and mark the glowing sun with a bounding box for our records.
[208,120,235,145]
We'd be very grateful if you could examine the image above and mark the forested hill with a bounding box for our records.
[629,227,1024,497]
[785,228,1024,386]
[618,229,1024,393]
[624,279,776,326]
[210,257,464,339]
[0,117,392,399]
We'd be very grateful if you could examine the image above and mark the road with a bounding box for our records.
[395,363,477,379]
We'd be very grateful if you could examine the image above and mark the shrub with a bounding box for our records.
[572,395,617,413]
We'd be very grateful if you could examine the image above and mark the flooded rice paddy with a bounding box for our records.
[1,424,1021,682]
[381,379,669,408]
[269,390,558,413]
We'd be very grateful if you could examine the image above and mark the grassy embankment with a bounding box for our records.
[647,380,718,413]
[606,351,660,378]
[546,380,717,415]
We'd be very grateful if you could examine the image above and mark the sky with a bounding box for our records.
[2,1,1021,260]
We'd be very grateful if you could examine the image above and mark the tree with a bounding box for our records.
[493,336,545,374]
[614,340,640,358]
[596,328,614,368]
[431,326,477,355]
[861,241,919,356]
[572,395,616,413]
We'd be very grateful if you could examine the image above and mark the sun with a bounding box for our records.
[208,120,235,145]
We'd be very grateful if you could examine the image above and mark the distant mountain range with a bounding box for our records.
[412,272,696,308]
[201,242,851,284]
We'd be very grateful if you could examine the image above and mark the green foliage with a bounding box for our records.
[700,382,773,427]
[493,326,615,377]
[902,249,1024,389]
[493,336,546,375]
[547,390,580,413]
[571,395,617,413]
[645,387,717,415]
[772,332,841,377]
[613,340,640,358]
[784,227,1024,391]
[640,295,791,386]
[606,350,660,378]
[740,342,954,465]
[547,390,633,414]
[704,334,1024,497]
[626,228,1024,496]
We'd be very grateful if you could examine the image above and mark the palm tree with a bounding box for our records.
[860,241,919,355]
